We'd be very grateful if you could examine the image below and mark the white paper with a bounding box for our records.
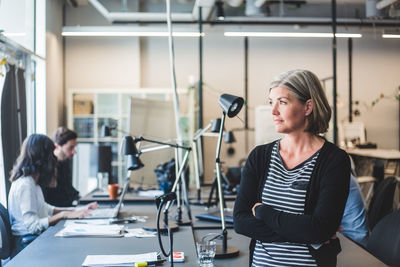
[138,190,164,198]
[56,224,124,237]
[124,228,156,238]
[64,219,111,226]
[82,252,158,266]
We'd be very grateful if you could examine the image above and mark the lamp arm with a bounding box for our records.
[193,122,213,141]
[215,114,225,162]
[140,144,171,154]
[163,149,191,212]
[192,140,201,191]
[136,136,191,151]
[215,113,227,232]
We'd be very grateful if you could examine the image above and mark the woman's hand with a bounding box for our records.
[252,202,263,216]
[75,201,98,212]
[85,201,98,210]
[63,209,90,219]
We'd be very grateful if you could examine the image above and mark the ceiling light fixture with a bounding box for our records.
[2,32,26,37]
[224,32,362,38]
[382,34,400,38]
[62,31,204,37]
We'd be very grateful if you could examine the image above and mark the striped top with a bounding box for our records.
[252,141,320,267]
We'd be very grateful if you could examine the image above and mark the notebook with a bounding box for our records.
[85,180,129,219]
[195,210,234,224]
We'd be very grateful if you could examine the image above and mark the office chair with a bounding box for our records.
[366,209,400,266]
[367,176,397,231]
[0,203,13,266]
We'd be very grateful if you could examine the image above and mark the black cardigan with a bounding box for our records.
[233,140,350,267]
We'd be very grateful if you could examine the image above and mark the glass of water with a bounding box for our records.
[196,240,216,267]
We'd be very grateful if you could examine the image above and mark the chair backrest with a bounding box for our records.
[0,203,12,260]
[367,177,397,231]
[366,209,400,266]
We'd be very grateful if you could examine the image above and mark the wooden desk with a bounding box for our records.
[347,148,400,177]
[347,148,400,160]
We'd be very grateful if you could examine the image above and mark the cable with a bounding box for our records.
[156,192,176,259]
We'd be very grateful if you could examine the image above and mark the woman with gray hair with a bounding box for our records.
[233,69,350,266]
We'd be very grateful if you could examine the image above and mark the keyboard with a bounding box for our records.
[86,207,117,219]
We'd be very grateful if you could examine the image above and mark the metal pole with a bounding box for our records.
[332,0,338,145]
[198,6,204,182]
[198,6,203,130]
[215,114,226,233]
[348,38,353,123]
[244,36,249,153]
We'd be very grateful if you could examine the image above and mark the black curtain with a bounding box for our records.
[17,67,27,142]
[1,65,27,196]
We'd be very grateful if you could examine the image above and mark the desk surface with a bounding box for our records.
[347,148,400,160]
[79,188,237,205]
[6,204,198,267]
[7,203,386,267]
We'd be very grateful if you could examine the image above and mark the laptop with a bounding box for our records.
[195,210,234,224]
[85,180,130,219]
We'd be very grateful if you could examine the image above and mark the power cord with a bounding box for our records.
[156,192,177,267]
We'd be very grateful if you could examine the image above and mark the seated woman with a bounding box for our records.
[234,69,350,267]
[8,134,98,257]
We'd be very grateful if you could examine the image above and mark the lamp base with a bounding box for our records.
[190,200,206,206]
[215,245,239,259]
[176,219,192,226]
[142,221,179,234]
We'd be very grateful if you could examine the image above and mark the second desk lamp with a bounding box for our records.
[213,93,243,259]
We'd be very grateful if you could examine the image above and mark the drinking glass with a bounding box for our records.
[196,240,216,267]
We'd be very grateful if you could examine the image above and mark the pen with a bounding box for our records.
[135,259,164,267]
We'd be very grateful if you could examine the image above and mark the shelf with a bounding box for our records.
[68,88,195,194]
[73,114,95,118]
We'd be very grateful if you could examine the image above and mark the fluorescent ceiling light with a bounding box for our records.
[382,34,400,38]
[2,32,26,37]
[62,31,204,37]
[224,32,362,38]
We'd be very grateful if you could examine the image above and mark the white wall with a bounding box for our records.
[46,0,64,135]
[65,37,140,89]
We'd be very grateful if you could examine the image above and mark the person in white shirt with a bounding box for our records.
[8,134,98,257]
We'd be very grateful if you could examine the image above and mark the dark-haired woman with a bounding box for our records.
[8,134,97,256]
[234,70,350,266]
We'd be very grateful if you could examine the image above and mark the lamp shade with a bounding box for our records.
[121,136,139,155]
[224,131,236,144]
[101,125,112,137]
[125,154,144,171]
[218,94,244,118]
[215,0,225,20]
[211,118,222,133]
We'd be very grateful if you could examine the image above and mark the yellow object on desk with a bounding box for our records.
[135,262,147,267]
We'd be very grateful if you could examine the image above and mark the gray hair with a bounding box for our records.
[269,69,331,135]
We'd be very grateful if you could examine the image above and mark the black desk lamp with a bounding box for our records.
[121,136,144,171]
[214,93,243,259]
[120,136,144,197]
[131,136,192,230]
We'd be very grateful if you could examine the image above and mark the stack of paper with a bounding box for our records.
[124,228,156,238]
[82,252,158,267]
[56,224,125,237]
[64,219,112,226]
